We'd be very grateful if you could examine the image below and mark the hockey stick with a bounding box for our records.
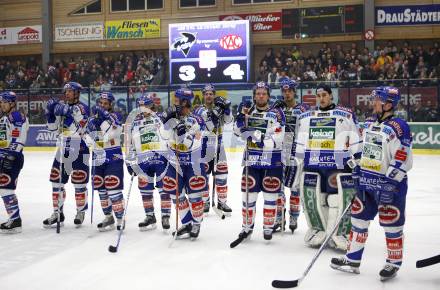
[90,154,95,224]
[108,174,135,253]
[169,130,180,247]
[57,116,64,234]
[230,121,251,248]
[416,254,440,268]
[272,196,354,288]
[211,123,226,220]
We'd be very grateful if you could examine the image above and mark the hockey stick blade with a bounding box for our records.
[272,279,299,288]
[230,237,244,248]
[416,255,440,268]
[108,245,118,253]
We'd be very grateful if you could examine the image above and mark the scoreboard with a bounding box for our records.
[282,5,363,38]
[169,20,251,85]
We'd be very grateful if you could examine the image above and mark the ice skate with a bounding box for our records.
[190,223,201,240]
[139,214,157,231]
[379,264,399,281]
[97,214,115,232]
[289,216,298,233]
[330,256,360,274]
[43,212,65,229]
[161,215,170,230]
[74,211,85,227]
[172,224,192,239]
[217,201,232,216]
[0,218,22,234]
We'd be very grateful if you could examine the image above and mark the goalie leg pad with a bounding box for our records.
[300,172,327,247]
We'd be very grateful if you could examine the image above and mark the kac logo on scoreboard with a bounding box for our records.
[219,34,243,50]
[169,20,250,85]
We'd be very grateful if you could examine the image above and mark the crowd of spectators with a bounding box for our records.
[0,42,439,122]
[257,41,440,87]
[0,51,167,92]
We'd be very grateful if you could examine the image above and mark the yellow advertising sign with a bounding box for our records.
[105,19,160,40]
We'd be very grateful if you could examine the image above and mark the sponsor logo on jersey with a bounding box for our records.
[163,176,177,191]
[262,176,281,192]
[189,176,207,191]
[365,132,383,145]
[71,170,88,183]
[362,143,382,160]
[50,168,60,181]
[387,120,404,137]
[216,162,228,173]
[308,139,335,150]
[93,175,104,188]
[141,132,159,143]
[105,175,120,189]
[395,149,407,161]
[309,127,335,139]
[0,174,11,186]
[378,205,400,225]
[310,118,335,127]
[241,175,256,190]
[219,34,243,50]
[138,176,149,188]
[360,158,382,172]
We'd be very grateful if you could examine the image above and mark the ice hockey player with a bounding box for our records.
[85,91,125,231]
[271,78,310,233]
[295,84,361,250]
[43,82,90,228]
[160,88,207,239]
[232,81,285,242]
[193,84,233,216]
[0,91,29,234]
[125,94,172,231]
[331,86,412,281]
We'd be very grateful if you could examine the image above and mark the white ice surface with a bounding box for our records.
[0,152,439,290]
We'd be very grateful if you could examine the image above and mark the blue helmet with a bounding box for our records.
[0,91,17,102]
[98,91,115,103]
[136,94,154,108]
[253,81,270,96]
[63,82,83,92]
[175,88,194,102]
[202,84,216,94]
[280,78,298,91]
[372,86,401,108]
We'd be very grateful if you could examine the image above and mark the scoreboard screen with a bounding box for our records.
[169,20,251,85]
[282,5,363,37]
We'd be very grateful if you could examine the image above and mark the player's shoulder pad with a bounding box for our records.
[190,113,205,126]
[386,118,412,144]
[110,111,123,123]
[8,111,26,126]
[334,105,354,119]
[73,102,89,116]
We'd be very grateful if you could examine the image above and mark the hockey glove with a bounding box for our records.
[93,105,110,121]
[176,121,186,137]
